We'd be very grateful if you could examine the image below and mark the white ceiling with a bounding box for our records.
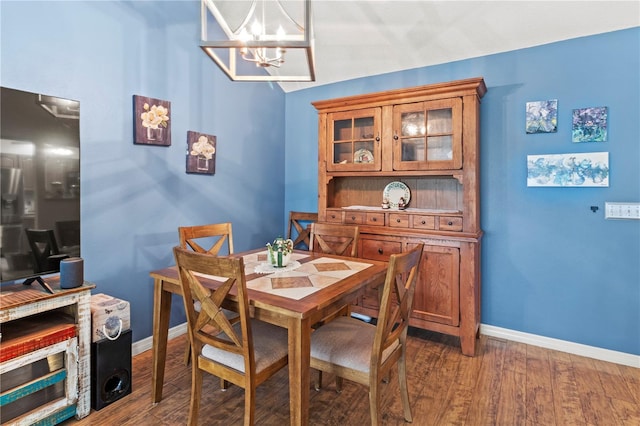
[278,0,640,92]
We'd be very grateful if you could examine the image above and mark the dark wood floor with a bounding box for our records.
[63,328,640,425]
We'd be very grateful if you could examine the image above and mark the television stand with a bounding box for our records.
[23,276,55,294]
[1,278,95,423]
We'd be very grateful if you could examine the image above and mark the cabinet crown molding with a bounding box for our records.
[312,77,486,112]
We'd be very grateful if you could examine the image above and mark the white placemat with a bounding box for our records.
[254,260,302,274]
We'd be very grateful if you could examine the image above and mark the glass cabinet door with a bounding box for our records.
[392,98,462,170]
[327,108,381,171]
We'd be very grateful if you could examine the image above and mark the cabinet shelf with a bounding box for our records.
[342,206,462,214]
[0,311,76,363]
[327,175,463,213]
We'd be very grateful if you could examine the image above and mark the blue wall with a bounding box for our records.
[1,1,287,341]
[285,28,640,355]
[2,1,638,356]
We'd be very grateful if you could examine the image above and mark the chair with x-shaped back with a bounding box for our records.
[310,243,424,425]
[287,211,318,250]
[25,229,69,273]
[309,222,359,258]
[308,222,361,329]
[178,222,234,256]
[178,223,235,367]
[173,246,289,426]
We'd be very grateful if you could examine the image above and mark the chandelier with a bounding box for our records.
[201,0,315,82]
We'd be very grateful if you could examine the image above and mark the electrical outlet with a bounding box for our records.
[605,202,640,220]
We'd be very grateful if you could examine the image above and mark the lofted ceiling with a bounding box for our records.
[277,0,640,92]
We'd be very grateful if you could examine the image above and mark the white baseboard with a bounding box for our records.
[131,322,639,368]
[132,323,187,356]
[481,324,640,368]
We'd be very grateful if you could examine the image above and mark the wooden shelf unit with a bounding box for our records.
[0,278,94,425]
[313,77,486,356]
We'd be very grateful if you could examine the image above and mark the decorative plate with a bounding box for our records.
[354,149,374,164]
[383,181,411,208]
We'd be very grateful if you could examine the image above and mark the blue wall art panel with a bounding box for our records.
[572,106,608,142]
[527,152,609,187]
[526,99,558,133]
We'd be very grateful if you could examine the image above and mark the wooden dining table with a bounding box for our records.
[149,248,387,426]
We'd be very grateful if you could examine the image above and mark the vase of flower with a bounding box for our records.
[197,156,209,171]
[147,126,163,141]
[266,237,294,267]
[141,103,169,142]
[190,135,216,172]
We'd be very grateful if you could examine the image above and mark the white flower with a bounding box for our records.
[141,104,169,129]
[266,237,293,254]
[190,135,216,160]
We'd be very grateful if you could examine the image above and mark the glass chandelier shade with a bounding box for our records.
[201,0,315,82]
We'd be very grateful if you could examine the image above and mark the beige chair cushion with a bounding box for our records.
[202,320,288,374]
[310,316,399,374]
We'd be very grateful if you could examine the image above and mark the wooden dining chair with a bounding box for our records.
[178,223,234,366]
[309,243,424,425]
[309,222,359,257]
[309,222,361,326]
[178,222,234,256]
[55,220,80,249]
[173,246,289,426]
[287,211,318,250]
[25,229,69,273]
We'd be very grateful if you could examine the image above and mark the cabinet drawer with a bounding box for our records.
[366,212,385,226]
[412,215,435,230]
[438,216,463,231]
[326,210,342,223]
[360,238,402,261]
[389,213,410,228]
[344,211,366,225]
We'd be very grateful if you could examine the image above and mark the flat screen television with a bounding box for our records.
[1,87,80,288]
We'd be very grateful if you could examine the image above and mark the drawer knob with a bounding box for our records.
[372,217,377,222]
[378,248,383,254]
[421,220,426,225]
[396,219,401,223]
[448,221,453,226]
[331,215,336,219]
[351,216,356,220]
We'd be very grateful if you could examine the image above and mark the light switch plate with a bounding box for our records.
[605,202,640,220]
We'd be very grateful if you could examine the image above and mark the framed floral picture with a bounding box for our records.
[133,95,171,146]
[572,106,608,142]
[525,100,558,133]
[186,131,216,175]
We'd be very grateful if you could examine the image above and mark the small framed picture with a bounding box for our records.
[133,95,171,146]
[186,131,216,175]
[525,100,558,134]
[572,106,608,142]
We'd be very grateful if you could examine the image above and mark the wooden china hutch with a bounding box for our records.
[313,77,486,356]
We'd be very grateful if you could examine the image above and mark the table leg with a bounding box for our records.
[288,317,311,426]
[151,278,172,403]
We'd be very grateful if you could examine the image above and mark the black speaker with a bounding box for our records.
[91,328,132,410]
[60,257,83,289]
